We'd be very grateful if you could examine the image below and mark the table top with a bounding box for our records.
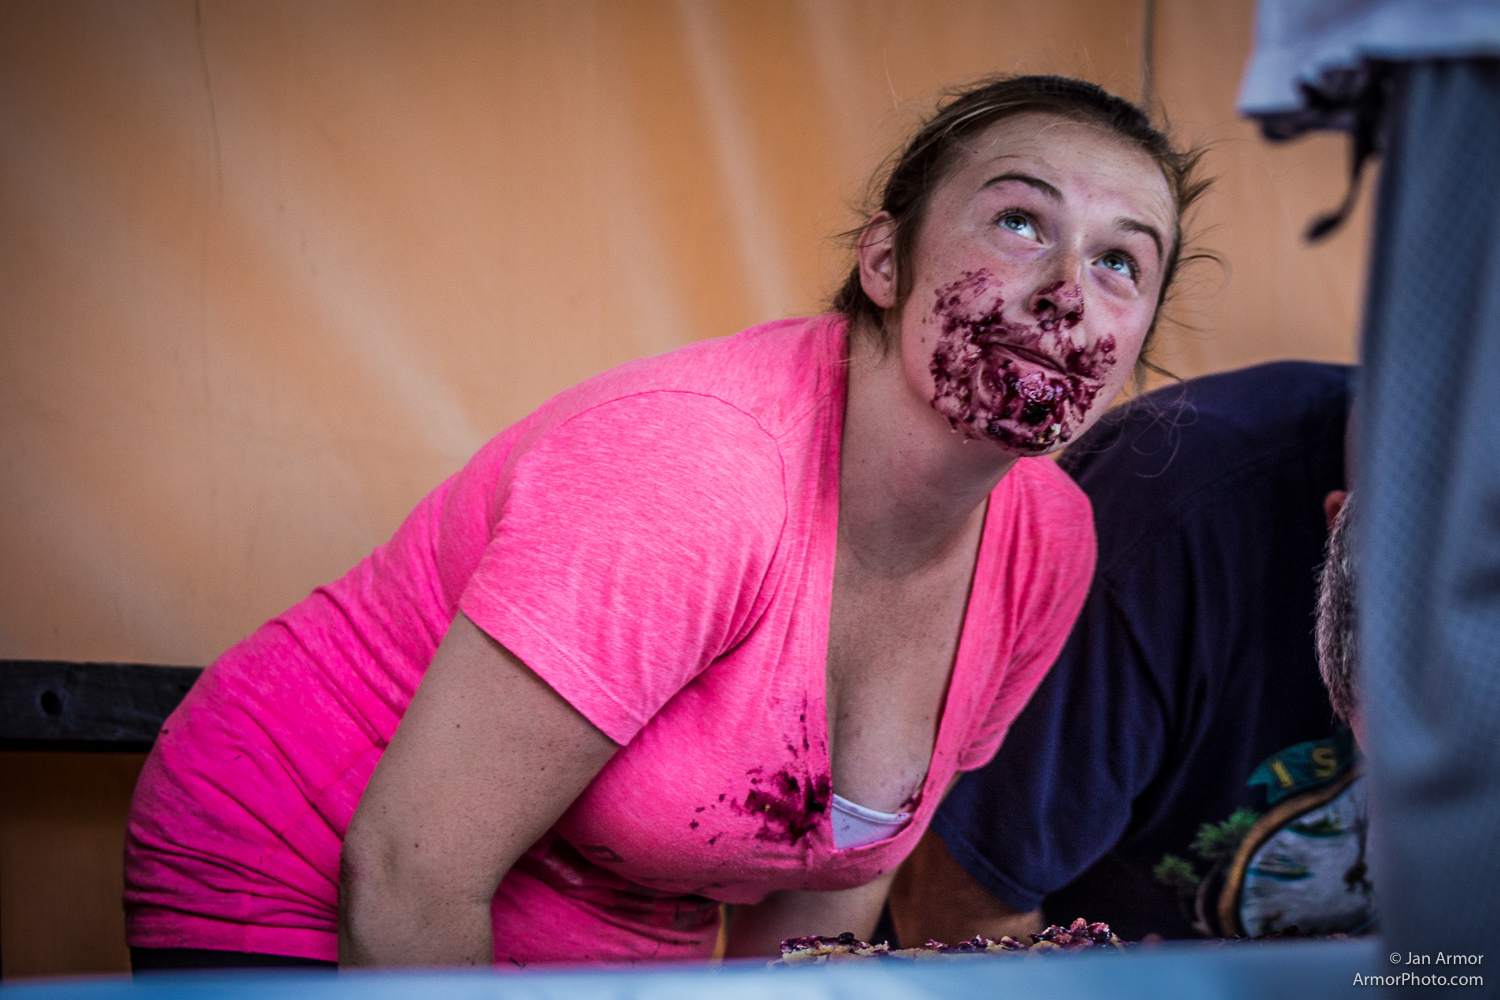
[0,938,1383,1000]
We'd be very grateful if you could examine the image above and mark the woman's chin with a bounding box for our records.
[940,414,1067,457]
[933,392,1080,456]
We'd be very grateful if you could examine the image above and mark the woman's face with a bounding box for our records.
[869,112,1176,456]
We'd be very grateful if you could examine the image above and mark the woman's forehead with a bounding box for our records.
[954,113,1173,212]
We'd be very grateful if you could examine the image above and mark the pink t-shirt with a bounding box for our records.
[124,315,1095,964]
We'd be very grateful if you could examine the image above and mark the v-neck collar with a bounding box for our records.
[805,316,1002,853]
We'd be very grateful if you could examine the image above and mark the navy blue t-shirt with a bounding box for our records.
[932,361,1353,940]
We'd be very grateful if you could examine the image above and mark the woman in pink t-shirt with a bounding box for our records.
[123,75,1209,970]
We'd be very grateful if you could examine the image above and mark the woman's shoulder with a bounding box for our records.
[532,314,845,440]
[987,457,1097,584]
[442,317,843,529]
[1000,456,1094,521]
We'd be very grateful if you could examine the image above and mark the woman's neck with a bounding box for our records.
[837,334,1020,577]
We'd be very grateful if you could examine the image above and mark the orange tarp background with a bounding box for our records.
[0,0,1369,978]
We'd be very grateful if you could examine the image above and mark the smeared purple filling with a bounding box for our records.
[734,768,830,844]
[923,936,989,953]
[1032,918,1118,947]
[782,932,863,953]
[928,269,1116,451]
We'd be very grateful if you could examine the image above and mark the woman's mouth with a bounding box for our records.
[927,269,1116,452]
[993,343,1067,375]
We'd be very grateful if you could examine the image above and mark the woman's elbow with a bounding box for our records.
[338,812,498,966]
[338,815,397,964]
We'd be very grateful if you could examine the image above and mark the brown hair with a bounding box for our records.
[832,74,1212,375]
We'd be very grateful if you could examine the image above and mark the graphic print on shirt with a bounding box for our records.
[1151,730,1374,937]
[1223,769,1373,937]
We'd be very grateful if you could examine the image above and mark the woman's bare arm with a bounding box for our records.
[339,611,618,966]
[723,873,895,958]
[887,828,1043,946]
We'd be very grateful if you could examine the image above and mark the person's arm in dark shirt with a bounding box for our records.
[890,827,1045,944]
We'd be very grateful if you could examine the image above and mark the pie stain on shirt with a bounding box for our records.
[735,768,832,844]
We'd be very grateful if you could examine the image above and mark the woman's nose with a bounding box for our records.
[1027,278,1085,334]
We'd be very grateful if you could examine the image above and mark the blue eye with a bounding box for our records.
[1098,251,1137,279]
[998,212,1038,240]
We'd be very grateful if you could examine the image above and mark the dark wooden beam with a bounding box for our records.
[0,661,202,751]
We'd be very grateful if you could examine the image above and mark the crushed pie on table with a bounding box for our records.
[774,918,1126,964]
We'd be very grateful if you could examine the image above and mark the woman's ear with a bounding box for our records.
[857,212,900,310]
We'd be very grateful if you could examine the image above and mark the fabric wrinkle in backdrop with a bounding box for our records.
[1,0,1369,978]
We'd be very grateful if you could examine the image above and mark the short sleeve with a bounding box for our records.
[458,392,787,745]
[933,588,1169,911]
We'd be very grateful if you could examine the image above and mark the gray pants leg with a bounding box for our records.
[1360,58,1500,960]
